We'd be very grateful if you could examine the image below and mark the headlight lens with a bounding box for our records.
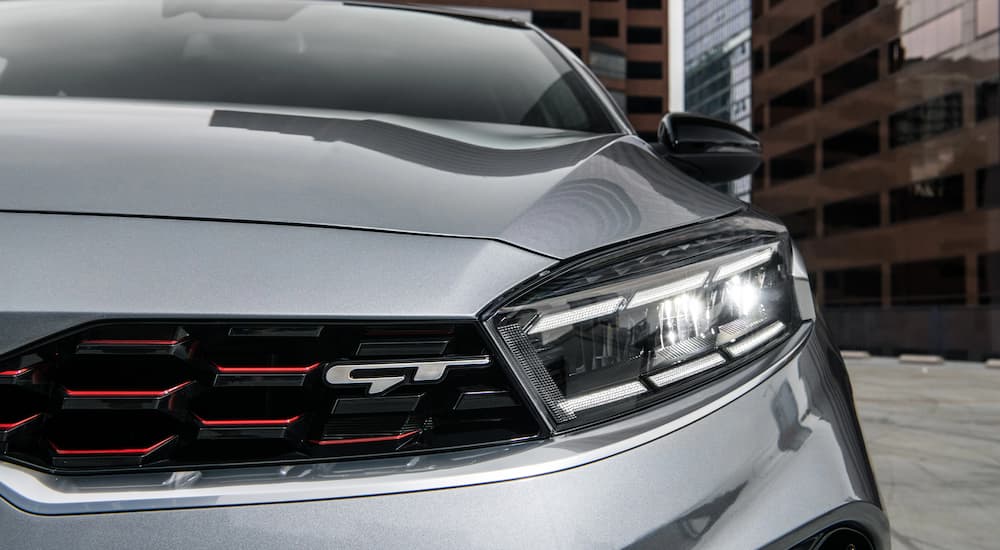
[491,235,799,430]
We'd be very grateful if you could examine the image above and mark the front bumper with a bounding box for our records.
[0,320,887,549]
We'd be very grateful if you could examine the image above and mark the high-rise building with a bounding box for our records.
[683,0,753,199]
[406,0,672,139]
[751,0,999,359]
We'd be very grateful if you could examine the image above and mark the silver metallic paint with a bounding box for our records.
[0,323,884,548]
[0,97,742,259]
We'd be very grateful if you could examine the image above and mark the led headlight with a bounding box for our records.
[490,233,800,430]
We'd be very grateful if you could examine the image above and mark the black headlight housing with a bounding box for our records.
[488,217,802,431]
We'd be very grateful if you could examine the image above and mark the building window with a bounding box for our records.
[781,208,817,240]
[769,80,814,126]
[822,121,879,169]
[626,95,662,113]
[978,164,1000,209]
[627,61,662,79]
[752,47,765,73]
[824,266,882,307]
[627,26,662,44]
[626,0,661,9]
[770,144,816,184]
[824,193,880,235]
[752,164,766,192]
[532,11,582,30]
[977,77,999,121]
[589,44,626,79]
[889,174,964,223]
[888,9,962,73]
[891,257,966,305]
[753,0,764,20]
[889,92,963,148]
[769,17,814,67]
[822,0,878,37]
[977,0,1000,36]
[590,18,618,38]
[980,252,1000,304]
[752,105,764,133]
[822,49,878,104]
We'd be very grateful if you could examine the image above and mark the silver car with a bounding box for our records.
[0,1,886,548]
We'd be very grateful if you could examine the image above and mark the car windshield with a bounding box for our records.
[0,0,617,133]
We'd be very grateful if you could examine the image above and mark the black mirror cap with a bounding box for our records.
[657,112,762,183]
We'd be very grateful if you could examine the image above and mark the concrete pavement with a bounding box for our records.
[846,358,1000,550]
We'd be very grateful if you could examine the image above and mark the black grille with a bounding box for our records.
[0,321,540,474]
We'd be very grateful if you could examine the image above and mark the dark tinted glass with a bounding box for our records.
[977,77,999,121]
[770,144,816,183]
[753,47,765,72]
[822,50,879,103]
[889,92,963,148]
[889,174,964,223]
[770,80,815,126]
[0,2,615,133]
[590,18,619,37]
[823,121,880,169]
[626,0,662,9]
[770,18,814,67]
[980,252,1000,304]
[824,266,882,306]
[532,11,581,29]
[627,26,662,44]
[891,257,966,305]
[781,209,817,240]
[626,95,663,113]
[627,61,662,79]
[753,104,765,133]
[822,0,878,37]
[978,165,1000,208]
[824,193,880,235]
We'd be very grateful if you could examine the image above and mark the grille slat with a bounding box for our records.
[0,321,539,474]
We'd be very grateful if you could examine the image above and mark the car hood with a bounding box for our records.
[0,97,743,259]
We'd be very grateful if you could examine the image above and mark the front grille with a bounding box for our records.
[0,321,540,474]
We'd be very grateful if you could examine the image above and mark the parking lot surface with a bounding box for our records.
[846,358,1000,550]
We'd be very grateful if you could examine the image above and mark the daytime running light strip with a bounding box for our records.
[558,381,647,415]
[725,321,786,357]
[712,245,777,282]
[527,297,625,334]
[648,353,727,388]
[627,272,709,309]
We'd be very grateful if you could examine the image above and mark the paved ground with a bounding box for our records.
[846,358,1000,550]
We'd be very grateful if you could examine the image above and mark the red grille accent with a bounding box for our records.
[63,381,193,398]
[195,415,303,427]
[312,430,421,446]
[0,322,538,474]
[50,435,177,456]
[213,362,321,374]
[0,414,41,432]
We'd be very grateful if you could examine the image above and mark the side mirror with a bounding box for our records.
[657,112,762,183]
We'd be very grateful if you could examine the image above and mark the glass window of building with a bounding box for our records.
[770,144,816,184]
[822,49,879,104]
[822,0,878,37]
[889,174,964,223]
[626,61,662,79]
[889,92,963,148]
[890,8,962,71]
[626,95,663,113]
[977,77,999,121]
[627,26,662,44]
[781,208,817,240]
[824,193,881,235]
[977,0,1000,36]
[979,252,1000,304]
[978,165,1000,208]
[824,266,882,306]
[627,0,662,9]
[531,11,582,30]
[769,17,814,67]
[769,80,815,126]
[891,257,966,305]
[822,121,880,169]
[590,18,619,38]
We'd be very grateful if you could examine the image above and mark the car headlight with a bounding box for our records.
[490,230,800,430]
